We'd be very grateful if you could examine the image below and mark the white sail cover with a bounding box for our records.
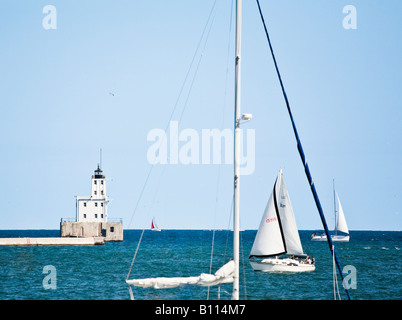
[126,260,234,289]
[336,194,349,234]
[250,169,304,257]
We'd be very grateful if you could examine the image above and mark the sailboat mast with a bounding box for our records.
[333,179,337,235]
[232,0,242,301]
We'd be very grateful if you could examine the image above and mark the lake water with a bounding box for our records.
[0,230,400,300]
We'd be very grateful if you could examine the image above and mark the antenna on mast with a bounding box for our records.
[99,148,102,170]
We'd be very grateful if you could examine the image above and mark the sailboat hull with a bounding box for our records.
[249,258,315,273]
[311,234,349,242]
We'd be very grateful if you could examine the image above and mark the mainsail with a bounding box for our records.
[151,217,161,231]
[335,194,349,235]
[249,169,304,258]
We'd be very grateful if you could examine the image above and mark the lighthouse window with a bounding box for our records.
[101,214,104,218]
[101,180,104,185]
[95,214,98,218]
[101,190,104,195]
[94,180,97,185]
[94,190,97,195]
[101,203,103,207]
[84,202,87,207]
[95,202,98,207]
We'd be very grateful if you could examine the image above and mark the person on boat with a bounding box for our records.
[311,256,315,265]
[306,256,311,264]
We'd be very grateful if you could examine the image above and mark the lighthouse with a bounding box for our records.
[60,163,123,241]
[76,165,109,222]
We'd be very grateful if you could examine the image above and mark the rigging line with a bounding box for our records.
[126,229,145,280]
[126,0,218,230]
[174,0,218,123]
[126,2,220,280]
[217,3,235,301]
[207,229,216,300]
[210,0,234,245]
[177,4,218,299]
[212,0,235,272]
[223,193,235,264]
[332,245,341,300]
[255,0,351,299]
[221,0,235,127]
[177,47,205,125]
[177,1,218,125]
[240,231,247,300]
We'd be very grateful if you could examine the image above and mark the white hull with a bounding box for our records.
[249,258,315,273]
[311,234,349,242]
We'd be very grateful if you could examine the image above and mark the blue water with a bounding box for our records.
[0,230,400,300]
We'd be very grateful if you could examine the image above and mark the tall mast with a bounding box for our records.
[232,0,242,301]
[333,179,337,235]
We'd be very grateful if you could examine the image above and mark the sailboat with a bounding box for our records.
[249,169,315,272]
[151,217,161,232]
[311,181,349,242]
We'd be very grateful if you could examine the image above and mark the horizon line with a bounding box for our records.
[0,228,400,232]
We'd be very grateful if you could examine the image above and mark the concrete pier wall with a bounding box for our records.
[60,221,123,241]
[0,237,104,246]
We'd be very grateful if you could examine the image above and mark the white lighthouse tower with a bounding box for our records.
[76,165,109,222]
[61,162,123,241]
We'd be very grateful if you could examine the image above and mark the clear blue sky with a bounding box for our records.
[0,1,401,231]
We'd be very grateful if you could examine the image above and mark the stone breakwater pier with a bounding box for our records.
[0,237,104,246]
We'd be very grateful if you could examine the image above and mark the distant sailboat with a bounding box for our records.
[311,181,349,242]
[249,169,315,272]
[151,217,161,232]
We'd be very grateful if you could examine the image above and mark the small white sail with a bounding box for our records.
[151,217,161,231]
[311,184,349,242]
[335,194,348,235]
[250,169,304,257]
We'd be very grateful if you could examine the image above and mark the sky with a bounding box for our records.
[0,0,401,231]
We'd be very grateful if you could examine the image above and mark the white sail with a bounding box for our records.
[277,170,304,256]
[335,194,348,235]
[249,184,285,257]
[151,217,161,231]
[250,169,304,257]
